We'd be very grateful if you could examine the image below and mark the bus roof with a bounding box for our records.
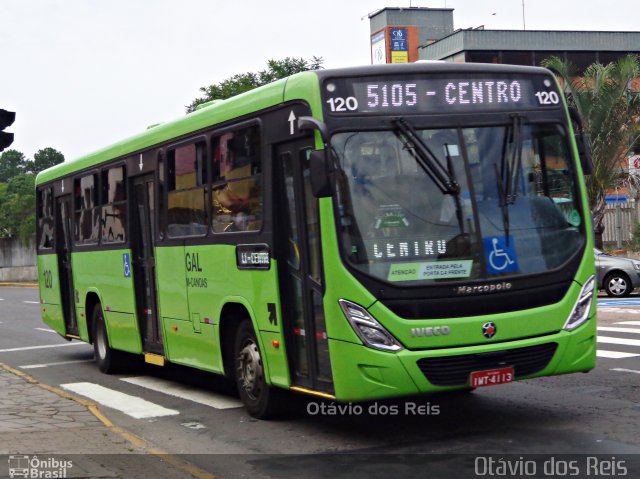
[36,62,553,186]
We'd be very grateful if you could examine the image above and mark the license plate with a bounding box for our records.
[469,366,514,388]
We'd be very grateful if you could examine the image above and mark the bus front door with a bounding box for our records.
[131,174,163,355]
[55,195,78,336]
[276,141,334,394]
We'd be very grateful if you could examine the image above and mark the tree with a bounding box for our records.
[0,147,64,241]
[0,173,36,241]
[543,55,640,247]
[30,147,65,174]
[0,149,28,182]
[187,56,324,112]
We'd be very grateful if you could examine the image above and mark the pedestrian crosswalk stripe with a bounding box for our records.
[597,350,640,359]
[614,321,640,326]
[610,368,640,375]
[597,326,640,334]
[597,336,640,347]
[61,382,179,419]
[121,376,242,410]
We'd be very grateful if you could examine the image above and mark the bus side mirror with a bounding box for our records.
[309,149,334,198]
[298,116,334,198]
[569,106,593,175]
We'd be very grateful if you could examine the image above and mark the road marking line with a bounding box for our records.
[614,321,640,326]
[598,326,640,334]
[597,336,640,347]
[20,359,94,369]
[61,382,180,419]
[35,327,58,334]
[0,342,86,353]
[610,368,640,375]
[121,376,242,409]
[597,350,640,359]
[599,308,640,314]
[23,301,40,304]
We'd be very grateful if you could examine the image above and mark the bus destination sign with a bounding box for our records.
[323,74,560,115]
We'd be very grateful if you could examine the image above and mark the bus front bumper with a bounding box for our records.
[329,316,596,402]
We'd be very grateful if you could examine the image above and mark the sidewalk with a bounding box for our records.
[0,364,214,479]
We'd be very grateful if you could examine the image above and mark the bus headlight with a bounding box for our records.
[339,299,403,352]
[563,275,595,331]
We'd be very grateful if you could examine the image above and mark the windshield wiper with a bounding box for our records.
[392,117,460,196]
[494,114,525,244]
[504,114,524,205]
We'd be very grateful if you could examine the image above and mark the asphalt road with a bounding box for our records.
[0,287,639,478]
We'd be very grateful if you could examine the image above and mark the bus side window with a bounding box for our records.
[210,125,262,233]
[74,173,100,244]
[100,166,127,243]
[167,141,207,237]
[37,187,54,249]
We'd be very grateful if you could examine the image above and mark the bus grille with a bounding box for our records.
[416,342,558,387]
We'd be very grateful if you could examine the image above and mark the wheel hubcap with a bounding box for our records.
[609,277,627,295]
[237,339,263,400]
[96,324,107,359]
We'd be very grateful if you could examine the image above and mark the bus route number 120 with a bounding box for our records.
[326,96,359,112]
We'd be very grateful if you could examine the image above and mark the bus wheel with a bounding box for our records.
[234,319,282,418]
[92,305,125,374]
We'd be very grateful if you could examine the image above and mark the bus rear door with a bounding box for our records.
[130,173,164,356]
[54,194,78,336]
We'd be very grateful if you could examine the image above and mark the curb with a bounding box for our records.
[0,282,38,288]
[0,362,217,479]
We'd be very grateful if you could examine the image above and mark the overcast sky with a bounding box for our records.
[1,0,638,162]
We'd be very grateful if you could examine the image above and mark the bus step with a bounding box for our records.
[290,386,336,400]
[65,334,81,340]
[144,353,166,367]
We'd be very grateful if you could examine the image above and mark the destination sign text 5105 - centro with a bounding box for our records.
[323,74,560,115]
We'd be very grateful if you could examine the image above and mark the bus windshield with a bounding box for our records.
[332,122,584,284]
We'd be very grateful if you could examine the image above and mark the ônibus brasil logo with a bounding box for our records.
[8,455,72,478]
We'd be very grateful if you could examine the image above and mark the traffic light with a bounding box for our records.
[0,109,16,152]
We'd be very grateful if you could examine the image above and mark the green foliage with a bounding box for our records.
[630,222,640,252]
[0,173,35,241]
[542,55,640,234]
[0,149,28,182]
[31,147,65,173]
[187,56,324,112]
[0,147,64,241]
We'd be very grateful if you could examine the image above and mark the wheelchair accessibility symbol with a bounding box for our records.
[483,236,518,274]
[123,253,131,278]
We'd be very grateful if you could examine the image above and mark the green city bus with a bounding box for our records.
[36,63,597,418]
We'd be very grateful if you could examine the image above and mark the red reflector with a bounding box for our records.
[315,331,327,340]
[204,318,211,324]
[172,325,178,331]
[272,340,280,348]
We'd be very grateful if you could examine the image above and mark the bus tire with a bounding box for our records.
[234,319,282,418]
[92,305,126,374]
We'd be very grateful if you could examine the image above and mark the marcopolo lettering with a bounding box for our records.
[456,282,512,295]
